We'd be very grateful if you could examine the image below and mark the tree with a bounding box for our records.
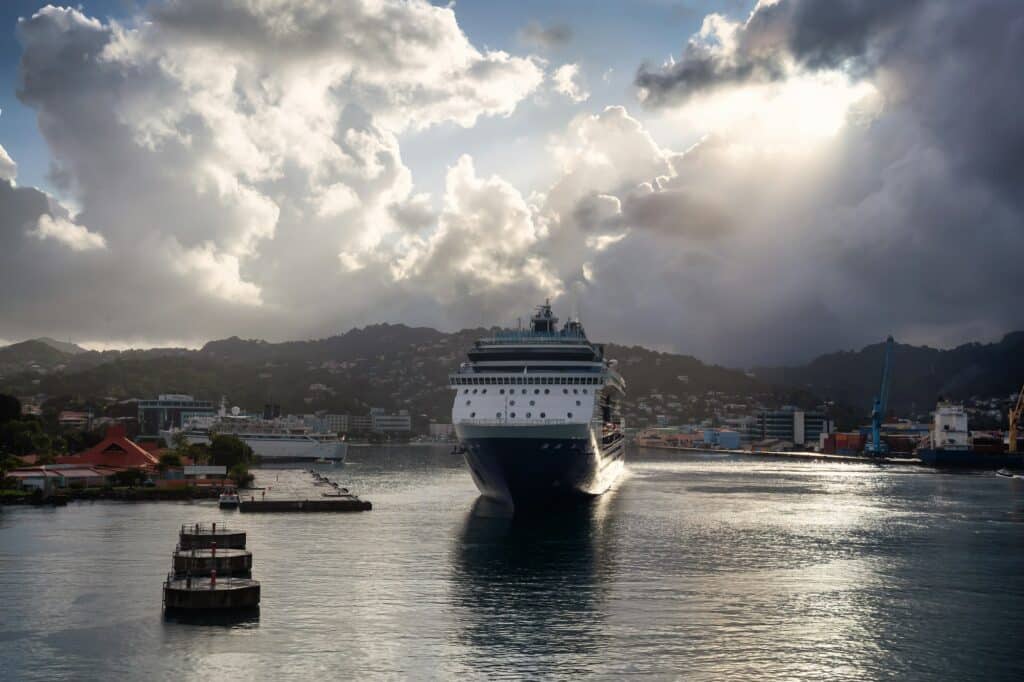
[63,428,104,455]
[110,469,146,487]
[170,430,191,455]
[0,419,50,456]
[228,463,254,488]
[209,434,253,469]
[158,452,182,473]
[0,453,23,478]
[185,443,211,465]
[0,395,21,424]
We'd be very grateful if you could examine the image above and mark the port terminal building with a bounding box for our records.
[138,394,216,437]
[757,407,832,447]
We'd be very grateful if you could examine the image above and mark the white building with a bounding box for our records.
[372,410,411,432]
[429,423,454,439]
[318,414,351,434]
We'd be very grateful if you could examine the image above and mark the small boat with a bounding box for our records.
[218,490,241,509]
[996,468,1016,478]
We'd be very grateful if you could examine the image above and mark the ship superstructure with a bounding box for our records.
[161,405,347,462]
[449,302,626,504]
[916,400,1024,468]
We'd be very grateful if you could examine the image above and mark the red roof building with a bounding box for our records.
[56,424,160,470]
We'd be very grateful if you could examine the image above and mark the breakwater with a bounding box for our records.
[639,444,923,465]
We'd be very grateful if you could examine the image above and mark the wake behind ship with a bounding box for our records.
[450,302,626,505]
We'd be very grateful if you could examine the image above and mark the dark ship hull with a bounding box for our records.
[459,425,625,505]
[917,448,1024,469]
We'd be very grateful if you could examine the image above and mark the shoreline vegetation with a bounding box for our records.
[0,485,221,506]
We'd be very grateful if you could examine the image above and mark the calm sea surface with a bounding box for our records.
[2,447,1023,680]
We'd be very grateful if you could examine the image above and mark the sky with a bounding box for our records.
[0,0,1021,367]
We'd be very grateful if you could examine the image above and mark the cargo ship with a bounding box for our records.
[916,401,1024,468]
[449,302,626,505]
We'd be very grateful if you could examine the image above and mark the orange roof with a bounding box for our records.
[56,424,159,469]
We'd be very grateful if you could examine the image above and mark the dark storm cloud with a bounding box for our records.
[518,21,573,49]
[623,0,1024,363]
[636,0,924,105]
[621,188,733,239]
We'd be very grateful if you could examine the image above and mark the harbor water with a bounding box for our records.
[1,446,1023,680]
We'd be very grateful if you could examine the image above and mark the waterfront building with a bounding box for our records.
[721,415,760,443]
[372,410,411,433]
[56,424,160,470]
[58,410,92,429]
[703,428,741,449]
[429,423,454,438]
[757,407,832,446]
[319,413,351,434]
[349,414,374,432]
[7,464,116,490]
[138,394,216,437]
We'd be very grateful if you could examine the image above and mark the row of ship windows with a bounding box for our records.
[466,399,583,407]
[463,388,589,396]
[453,376,600,385]
[468,412,573,419]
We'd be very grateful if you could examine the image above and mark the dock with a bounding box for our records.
[239,468,372,513]
[240,498,371,512]
[163,522,260,614]
[164,576,260,610]
[177,522,246,550]
[172,547,252,576]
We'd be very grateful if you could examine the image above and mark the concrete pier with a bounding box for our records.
[240,498,371,512]
[243,468,372,512]
[172,548,253,576]
[164,522,260,614]
[163,576,260,611]
[178,523,247,550]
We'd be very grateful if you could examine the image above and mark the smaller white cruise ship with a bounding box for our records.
[161,405,347,462]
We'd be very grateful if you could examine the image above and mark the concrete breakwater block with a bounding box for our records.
[163,577,260,611]
[172,548,253,576]
[239,498,372,512]
[178,523,247,550]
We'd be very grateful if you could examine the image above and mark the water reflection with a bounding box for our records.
[163,608,260,627]
[449,493,620,676]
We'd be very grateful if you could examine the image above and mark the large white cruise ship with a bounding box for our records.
[161,407,347,462]
[449,302,626,505]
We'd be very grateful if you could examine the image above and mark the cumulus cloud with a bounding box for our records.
[519,21,573,49]
[636,0,923,105]
[0,143,15,181]
[30,215,107,251]
[4,0,1023,366]
[389,155,561,317]
[552,64,590,102]
[4,1,549,345]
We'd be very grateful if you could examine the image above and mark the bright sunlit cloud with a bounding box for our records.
[665,71,881,149]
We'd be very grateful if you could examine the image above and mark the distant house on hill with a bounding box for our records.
[56,424,159,470]
[58,410,91,429]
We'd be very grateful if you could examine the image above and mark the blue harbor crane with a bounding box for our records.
[865,336,895,456]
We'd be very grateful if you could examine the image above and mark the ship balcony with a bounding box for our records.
[456,417,570,426]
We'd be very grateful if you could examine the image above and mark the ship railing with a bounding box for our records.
[448,373,605,385]
[180,522,240,535]
[479,334,587,345]
[458,418,570,426]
